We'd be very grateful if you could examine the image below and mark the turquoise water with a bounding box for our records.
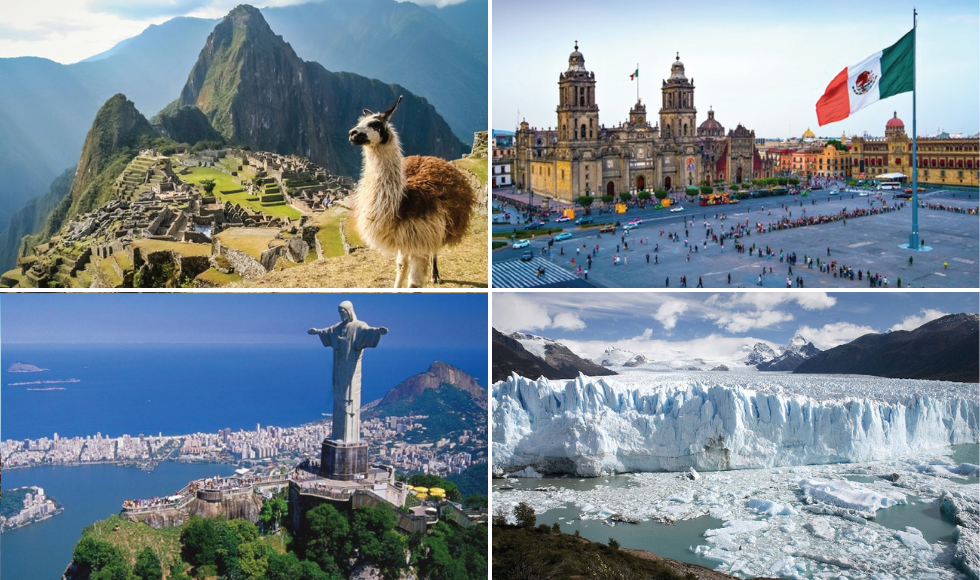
[2,462,236,580]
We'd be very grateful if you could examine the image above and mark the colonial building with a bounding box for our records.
[849,112,979,187]
[491,131,514,188]
[513,43,765,202]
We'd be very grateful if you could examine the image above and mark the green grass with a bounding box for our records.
[313,211,346,258]
[82,515,183,574]
[343,218,364,248]
[113,252,133,272]
[74,270,93,288]
[180,164,301,220]
[98,258,123,287]
[454,157,488,185]
[491,227,563,239]
[492,241,508,250]
[195,267,242,286]
[133,239,212,258]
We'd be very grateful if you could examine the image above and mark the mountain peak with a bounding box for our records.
[378,361,486,409]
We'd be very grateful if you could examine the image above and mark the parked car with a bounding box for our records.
[829,190,840,195]
[512,239,530,249]
[520,251,534,261]
[628,218,644,225]
[554,232,573,241]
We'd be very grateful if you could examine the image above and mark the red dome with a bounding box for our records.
[886,111,904,128]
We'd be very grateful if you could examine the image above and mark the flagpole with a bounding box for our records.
[909,7,920,250]
[636,63,639,102]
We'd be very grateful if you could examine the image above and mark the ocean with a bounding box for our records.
[1,343,487,441]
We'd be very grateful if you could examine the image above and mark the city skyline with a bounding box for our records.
[493,0,979,139]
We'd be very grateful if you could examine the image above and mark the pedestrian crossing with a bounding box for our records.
[492,257,579,288]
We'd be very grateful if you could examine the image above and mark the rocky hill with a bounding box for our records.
[376,361,486,410]
[177,5,465,179]
[492,329,616,383]
[794,313,979,382]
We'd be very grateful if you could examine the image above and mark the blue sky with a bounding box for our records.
[493,291,979,360]
[0,0,467,63]
[1,293,488,348]
[493,0,979,138]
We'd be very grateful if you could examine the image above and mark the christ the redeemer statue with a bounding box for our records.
[308,301,387,444]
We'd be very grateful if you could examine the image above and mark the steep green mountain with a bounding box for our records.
[152,102,225,145]
[178,5,466,178]
[19,94,157,257]
[0,167,74,269]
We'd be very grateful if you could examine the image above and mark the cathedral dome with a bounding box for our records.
[802,127,815,139]
[886,111,904,128]
[699,108,723,135]
[567,41,586,72]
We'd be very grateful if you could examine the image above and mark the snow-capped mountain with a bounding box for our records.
[492,329,616,383]
[492,371,979,477]
[743,334,821,371]
[594,347,648,368]
[742,343,778,366]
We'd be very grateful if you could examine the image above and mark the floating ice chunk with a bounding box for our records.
[842,524,879,545]
[705,519,768,537]
[767,556,805,580]
[747,498,796,516]
[689,467,700,480]
[667,490,695,503]
[506,466,543,478]
[578,503,596,512]
[780,521,796,533]
[799,478,906,516]
[804,517,836,540]
[894,528,931,551]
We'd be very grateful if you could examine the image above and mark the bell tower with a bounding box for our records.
[659,53,697,140]
[557,41,599,143]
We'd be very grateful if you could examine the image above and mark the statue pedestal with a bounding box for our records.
[320,439,369,481]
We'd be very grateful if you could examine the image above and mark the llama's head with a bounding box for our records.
[349,96,402,147]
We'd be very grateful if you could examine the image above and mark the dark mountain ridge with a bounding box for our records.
[375,361,486,410]
[794,313,979,383]
[492,328,616,383]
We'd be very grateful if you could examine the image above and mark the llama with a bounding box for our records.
[349,96,475,288]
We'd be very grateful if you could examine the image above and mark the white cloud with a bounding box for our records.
[653,301,687,330]
[559,333,778,364]
[492,294,586,333]
[888,309,948,332]
[713,309,794,333]
[552,312,586,330]
[731,292,835,311]
[794,322,876,350]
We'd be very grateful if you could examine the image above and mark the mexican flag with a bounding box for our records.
[815,29,914,126]
[630,68,638,81]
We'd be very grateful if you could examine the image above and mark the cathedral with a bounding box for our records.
[514,43,765,203]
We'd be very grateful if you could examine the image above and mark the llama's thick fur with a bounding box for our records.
[349,96,475,288]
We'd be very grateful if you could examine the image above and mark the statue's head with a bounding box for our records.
[338,301,356,323]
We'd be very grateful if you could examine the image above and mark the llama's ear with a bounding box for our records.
[362,109,374,116]
[381,95,403,120]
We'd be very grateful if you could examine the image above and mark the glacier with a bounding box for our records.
[493,371,979,477]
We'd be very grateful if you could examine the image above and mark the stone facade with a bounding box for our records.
[320,440,369,481]
[514,44,764,202]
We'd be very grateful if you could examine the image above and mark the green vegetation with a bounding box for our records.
[417,521,487,580]
[601,194,615,203]
[195,267,243,286]
[0,488,29,519]
[492,241,508,250]
[200,179,217,195]
[699,185,712,194]
[312,210,346,258]
[637,191,652,201]
[133,239,212,258]
[684,187,699,197]
[365,384,483,443]
[618,192,632,203]
[494,504,691,580]
[654,189,668,201]
[578,195,595,207]
[214,228,281,261]
[491,227,563,240]
[407,474,461,502]
[453,157,487,185]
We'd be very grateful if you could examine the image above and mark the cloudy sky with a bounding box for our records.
[493,0,979,138]
[1,293,488,348]
[0,0,466,63]
[493,291,978,361]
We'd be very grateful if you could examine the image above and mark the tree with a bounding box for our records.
[777,177,788,186]
[352,506,407,580]
[730,183,741,191]
[618,192,632,203]
[601,194,615,203]
[514,502,536,528]
[654,189,668,201]
[259,497,288,532]
[237,541,269,580]
[180,516,218,569]
[199,178,217,195]
[788,177,800,186]
[637,191,652,201]
[552,522,561,533]
[699,185,712,195]
[684,187,699,198]
[301,504,351,576]
[608,538,620,550]
[464,494,488,509]
[133,547,163,580]
[578,195,595,208]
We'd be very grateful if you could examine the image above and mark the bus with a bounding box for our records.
[878,182,902,191]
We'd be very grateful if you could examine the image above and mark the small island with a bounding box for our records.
[7,362,47,373]
[1,486,64,532]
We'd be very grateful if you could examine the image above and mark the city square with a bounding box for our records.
[491,1,979,288]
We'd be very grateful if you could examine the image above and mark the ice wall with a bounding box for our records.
[492,372,980,476]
